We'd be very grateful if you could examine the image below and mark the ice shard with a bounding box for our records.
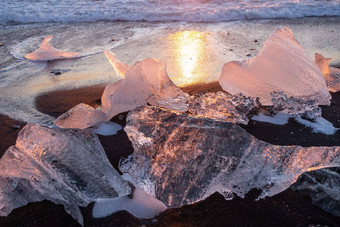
[219,27,331,105]
[187,92,259,124]
[54,103,105,130]
[315,53,340,93]
[25,35,80,61]
[0,123,130,225]
[104,50,130,78]
[291,167,340,217]
[120,106,340,208]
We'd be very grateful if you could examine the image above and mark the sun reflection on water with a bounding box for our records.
[168,31,208,85]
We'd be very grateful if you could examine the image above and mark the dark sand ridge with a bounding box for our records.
[1,82,340,226]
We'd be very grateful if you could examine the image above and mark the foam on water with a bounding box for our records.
[0,0,340,24]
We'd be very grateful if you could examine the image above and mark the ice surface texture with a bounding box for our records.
[121,106,340,207]
[291,167,340,217]
[25,35,80,61]
[270,91,321,121]
[0,123,130,225]
[55,51,189,129]
[187,92,259,125]
[315,53,340,93]
[219,26,331,105]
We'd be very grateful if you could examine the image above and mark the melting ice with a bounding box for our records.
[219,26,331,105]
[315,53,340,93]
[0,123,130,225]
[121,106,340,207]
[25,35,80,61]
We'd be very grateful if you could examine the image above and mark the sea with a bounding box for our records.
[0,0,340,24]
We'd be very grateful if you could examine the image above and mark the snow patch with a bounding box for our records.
[295,117,338,135]
[91,121,122,136]
[252,112,291,125]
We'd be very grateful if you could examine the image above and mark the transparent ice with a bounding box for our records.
[291,167,340,217]
[187,92,259,125]
[219,26,331,105]
[0,123,130,225]
[120,106,340,208]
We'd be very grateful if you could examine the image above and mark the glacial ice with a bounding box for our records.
[291,167,340,217]
[295,117,337,135]
[93,175,167,219]
[270,91,321,121]
[0,123,130,225]
[219,26,331,105]
[315,53,340,93]
[25,35,80,61]
[54,52,189,129]
[187,92,259,124]
[54,103,105,130]
[120,106,340,208]
[103,50,130,78]
[101,53,189,121]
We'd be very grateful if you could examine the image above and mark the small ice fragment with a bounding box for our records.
[91,121,122,136]
[93,176,166,219]
[25,35,80,61]
[219,27,331,105]
[315,53,331,75]
[315,53,340,93]
[92,187,167,219]
[54,103,105,130]
[295,117,338,135]
[252,112,291,125]
[103,50,130,78]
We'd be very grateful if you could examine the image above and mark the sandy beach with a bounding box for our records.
[1,16,340,226]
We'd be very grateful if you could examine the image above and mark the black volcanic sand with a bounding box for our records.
[1,82,340,226]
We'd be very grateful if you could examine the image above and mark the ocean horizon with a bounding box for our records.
[1,0,340,24]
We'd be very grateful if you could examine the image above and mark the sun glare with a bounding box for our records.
[168,31,208,85]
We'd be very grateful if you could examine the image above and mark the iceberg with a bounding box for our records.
[187,92,259,125]
[315,53,340,93]
[291,167,340,217]
[0,123,130,225]
[219,27,331,105]
[120,106,340,208]
[25,35,80,61]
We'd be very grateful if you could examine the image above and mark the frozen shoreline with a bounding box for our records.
[0,17,340,124]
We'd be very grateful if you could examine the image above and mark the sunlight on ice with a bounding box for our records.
[25,35,80,61]
[168,31,208,85]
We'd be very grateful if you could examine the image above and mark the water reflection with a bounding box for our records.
[168,31,208,85]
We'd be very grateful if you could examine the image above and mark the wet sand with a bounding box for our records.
[1,82,340,226]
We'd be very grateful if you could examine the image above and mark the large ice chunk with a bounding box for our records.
[25,35,80,61]
[0,123,130,225]
[187,92,259,125]
[315,53,340,93]
[101,53,189,121]
[219,27,331,105]
[120,106,340,207]
[291,167,340,217]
